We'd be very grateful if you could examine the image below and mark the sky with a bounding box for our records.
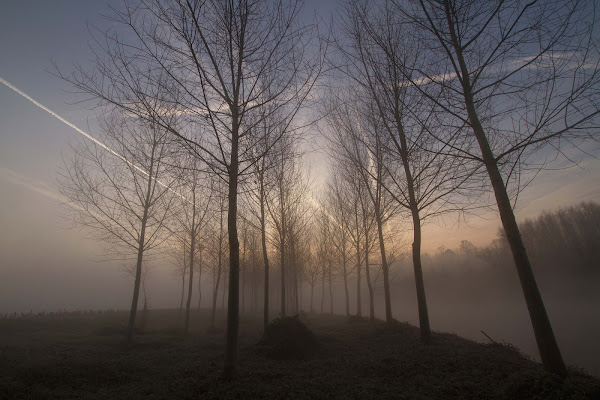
[1,0,600,314]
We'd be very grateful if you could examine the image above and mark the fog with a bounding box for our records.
[2,184,598,377]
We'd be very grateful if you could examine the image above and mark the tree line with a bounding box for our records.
[57,0,599,378]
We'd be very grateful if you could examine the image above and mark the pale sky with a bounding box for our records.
[1,0,599,314]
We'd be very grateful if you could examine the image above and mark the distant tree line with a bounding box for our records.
[418,202,600,300]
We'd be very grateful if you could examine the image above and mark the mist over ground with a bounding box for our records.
[2,201,598,376]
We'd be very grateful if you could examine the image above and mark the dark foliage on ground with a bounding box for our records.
[258,315,317,360]
[1,309,599,399]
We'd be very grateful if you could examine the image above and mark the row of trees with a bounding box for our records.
[319,0,599,377]
[58,0,599,378]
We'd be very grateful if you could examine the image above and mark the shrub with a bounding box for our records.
[258,315,317,360]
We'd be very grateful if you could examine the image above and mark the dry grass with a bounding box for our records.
[1,309,598,399]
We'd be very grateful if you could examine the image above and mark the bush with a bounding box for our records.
[258,315,317,360]
[347,314,368,324]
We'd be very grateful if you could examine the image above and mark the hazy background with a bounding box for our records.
[1,0,599,376]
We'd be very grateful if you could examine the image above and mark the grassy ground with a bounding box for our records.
[1,309,599,399]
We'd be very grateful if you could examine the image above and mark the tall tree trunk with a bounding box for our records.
[139,285,148,330]
[184,246,194,334]
[250,237,257,314]
[280,237,286,317]
[197,247,202,310]
[310,283,314,314]
[299,272,303,313]
[410,208,430,343]
[241,227,247,314]
[224,114,240,379]
[364,225,374,322]
[222,274,227,309]
[259,169,271,331]
[442,0,566,375]
[184,196,197,335]
[126,154,154,343]
[279,178,287,317]
[342,242,350,317]
[127,230,145,344]
[328,260,334,314]
[291,239,299,314]
[211,271,220,328]
[394,110,431,343]
[355,210,362,317]
[321,264,325,314]
[211,210,223,329]
[179,273,185,313]
[374,201,392,324]
[126,222,147,342]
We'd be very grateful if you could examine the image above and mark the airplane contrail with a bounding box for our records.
[0,76,183,199]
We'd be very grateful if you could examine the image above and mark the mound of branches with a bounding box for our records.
[258,316,317,360]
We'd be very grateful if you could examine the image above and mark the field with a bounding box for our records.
[1,309,599,399]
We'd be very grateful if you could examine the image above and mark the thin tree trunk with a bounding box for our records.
[184,247,194,334]
[250,236,257,314]
[126,153,155,343]
[321,264,325,314]
[259,168,271,331]
[410,209,430,343]
[125,225,147,343]
[299,271,303,313]
[374,201,392,324]
[139,285,148,330]
[364,224,374,322]
[291,239,299,314]
[394,108,431,343]
[310,283,314,314]
[328,260,334,314]
[279,184,286,317]
[179,273,185,313]
[222,274,227,310]
[241,227,247,314]
[342,242,350,317]
[126,218,147,342]
[197,247,202,310]
[224,108,240,379]
[211,209,224,329]
[211,270,220,328]
[355,210,362,317]
[184,195,197,335]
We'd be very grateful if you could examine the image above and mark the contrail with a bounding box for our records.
[0,77,148,176]
[0,76,183,199]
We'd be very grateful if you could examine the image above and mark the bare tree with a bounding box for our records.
[122,258,154,330]
[59,112,177,343]
[172,154,213,335]
[315,206,335,315]
[283,171,313,315]
[196,239,204,310]
[206,187,228,329]
[244,107,282,330]
[323,92,399,323]
[395,0,600,375]
[59,0,321,377]
[169,239,189,313]
[266,136,310,316]
[304,235,320,314]
[323,175,353,317]
[333,0,480,342]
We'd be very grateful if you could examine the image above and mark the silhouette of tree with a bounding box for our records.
[60,112,178,343]
[59,0,321,377]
